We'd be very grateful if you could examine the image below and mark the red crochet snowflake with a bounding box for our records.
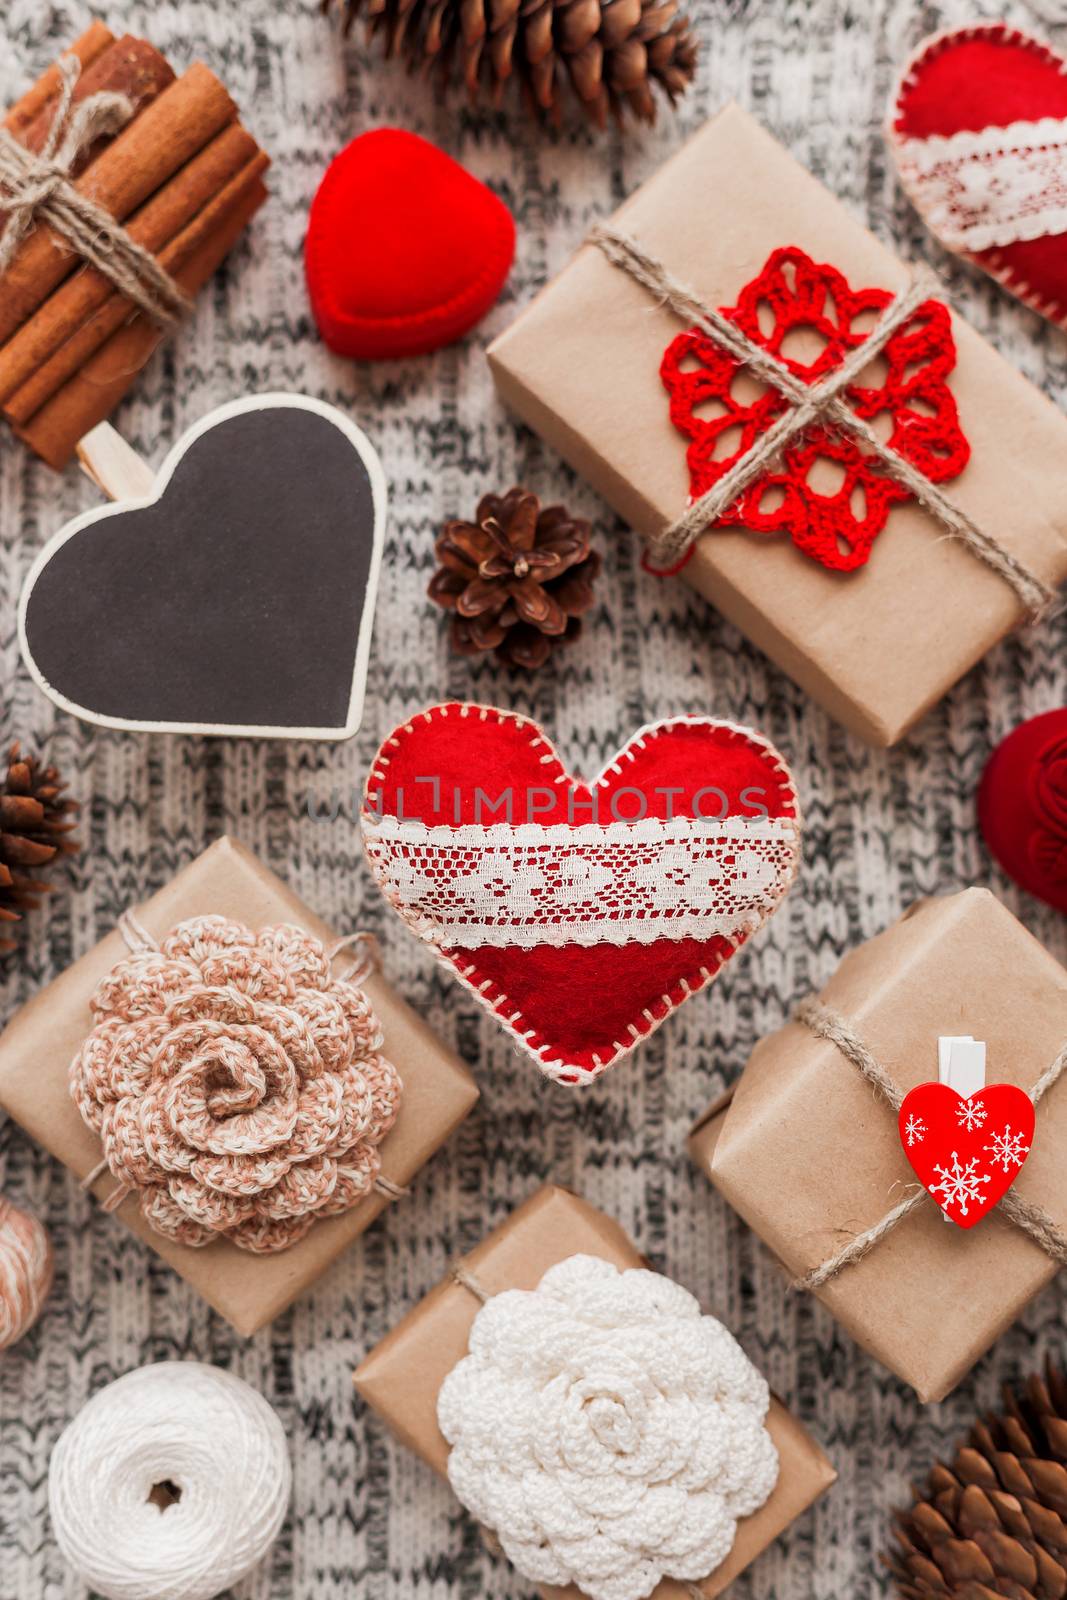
[660,247,970,572]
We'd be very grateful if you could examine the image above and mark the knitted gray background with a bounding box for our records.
[2,0,1067,1595]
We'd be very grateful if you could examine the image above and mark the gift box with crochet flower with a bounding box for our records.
[0,835,477,1334]
[689,888,1067,1404]
[355,1186,835,1600]
[488,103,1067,747]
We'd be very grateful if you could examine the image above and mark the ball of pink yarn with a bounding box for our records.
[0,1195,53,1348]
[70,915,402,1254]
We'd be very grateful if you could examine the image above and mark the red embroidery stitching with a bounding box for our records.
[1028,732,1067,883]
[659,247,971,572]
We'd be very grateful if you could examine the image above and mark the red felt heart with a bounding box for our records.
[360,703,801,1086]
[889,24,1067,331]
[898,1082,1035,1228]
[979,707,1067,916]
[305,129,515,360]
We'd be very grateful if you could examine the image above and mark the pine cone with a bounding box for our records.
[323,0,697,128]
[429,487,600,671]
[0,744,79,951]
[889,1361,1067,1599]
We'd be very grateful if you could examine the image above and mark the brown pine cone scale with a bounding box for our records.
[324,0,696,128]
[0,744,78,951]
[429,486,600,671]
[889,1364,1067,1600]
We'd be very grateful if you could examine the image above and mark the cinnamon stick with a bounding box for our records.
[2,23,114,138]
[0,124,264,414]
[17,177,268,469]
[14,37,175,172]
[0,62,237,347]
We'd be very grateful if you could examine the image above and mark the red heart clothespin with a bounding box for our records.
[898,1036,1034,1228]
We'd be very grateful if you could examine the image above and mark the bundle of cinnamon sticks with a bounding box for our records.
[0,23,269,469]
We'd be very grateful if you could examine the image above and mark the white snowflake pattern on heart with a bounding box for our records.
[929,1150,992,1218]
[904,1113,927,1147]
[983,1125,1031,1173]
[955,1097,987,1132]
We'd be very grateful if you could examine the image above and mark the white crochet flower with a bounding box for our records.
[437,1254,778,1600]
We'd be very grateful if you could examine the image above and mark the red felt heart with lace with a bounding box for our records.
[898,1082,1035,1228]
[659,246,969,573]
[360,703,801,1086]
[889,24,1067,333]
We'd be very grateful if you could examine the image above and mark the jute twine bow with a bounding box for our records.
[81,909,408,1210]
[792,996,1067,1290]
[0,54,192,327]
[589,225,1058,622]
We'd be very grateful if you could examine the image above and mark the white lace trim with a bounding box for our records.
[895,117,1067,251]
[361,814,800,950]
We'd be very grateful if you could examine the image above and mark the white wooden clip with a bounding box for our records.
[75,420,154,502]
[937,1035,987,1220]
[938,1035,987,1098]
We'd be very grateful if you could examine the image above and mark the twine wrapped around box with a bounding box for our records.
[791,996,1067,1288]
[591,225,1059,622]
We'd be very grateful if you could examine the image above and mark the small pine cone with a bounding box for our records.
[323,0,697,128]
[0,744,79,951]
[429,487,601,671]
[888,1361,1067,1599]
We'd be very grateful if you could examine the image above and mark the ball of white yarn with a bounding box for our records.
[49,1362,291,1600]
[438,1254,779,1600]
[0,1195,53,1349]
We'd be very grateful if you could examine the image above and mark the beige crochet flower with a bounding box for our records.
[70,915,401,1253]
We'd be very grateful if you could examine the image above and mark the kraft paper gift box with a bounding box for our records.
[487,103,1067,747]
[355,1185,836,1600]
[0,835,478,1335]
[689,888,1067,1403]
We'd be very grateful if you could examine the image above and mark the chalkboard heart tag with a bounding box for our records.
[18,394,385,740]
[898,1082,1035,1228]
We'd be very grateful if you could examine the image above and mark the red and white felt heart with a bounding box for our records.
[898,1082,1035,1228]
[889,23,1067,330]
[361,703,801,1086]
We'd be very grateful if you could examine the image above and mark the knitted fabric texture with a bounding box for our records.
[437,1253,778,1600]
[659,245,970,573]
[69,915,401,1254]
